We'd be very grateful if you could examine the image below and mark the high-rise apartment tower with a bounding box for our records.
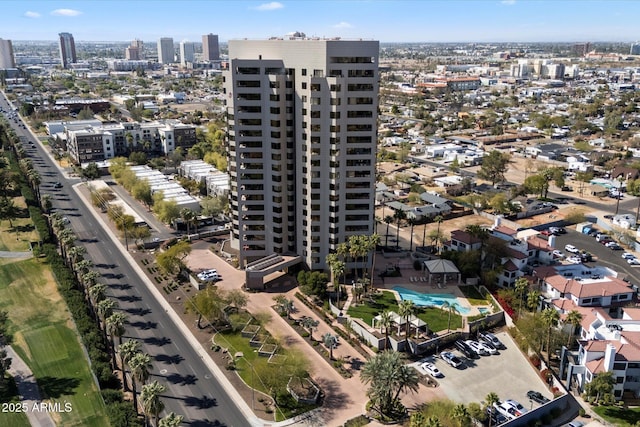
[58,32,77,68]
[180,41,195,66]
[224,38,379,271]
[202,34,220,61]
[157,37,174,64]
[0,39,15,69]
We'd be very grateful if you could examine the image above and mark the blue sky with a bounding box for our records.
[2,1,639,43]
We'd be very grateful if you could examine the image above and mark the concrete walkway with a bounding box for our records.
[5,345,56,427]
[0,251,32,258]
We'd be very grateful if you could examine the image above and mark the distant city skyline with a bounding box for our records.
[2,0,639,44]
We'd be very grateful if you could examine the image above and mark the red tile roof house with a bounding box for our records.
[565,307,640,401]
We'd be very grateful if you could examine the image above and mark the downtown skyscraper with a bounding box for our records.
[224,37,379,271]
[202,33,220,61]
[58,32,77,68]
[0,39,15,69]
[157,37,174,64]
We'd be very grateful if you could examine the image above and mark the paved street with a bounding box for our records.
[0,92,254,426]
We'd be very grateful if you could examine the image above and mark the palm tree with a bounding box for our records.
[398,299,415,349]
[565,310,583,348]
[180,208,196,236]
[383,215,393,247]
[348,235,361,280]
[485,392,500,427]
[97,298,117,323]
[336,241,350,277]
[142,380,166,427]
[88,283,107,305]
[514,277,529,318]
[158,412,184,427]
[441,301,460,332]
[106,312,127,367]
[527,290,541,312]
[323,333,337,360]
[425,416,442,427]
[119,339,140,392]
[301,317,319,341]
[40,194,52,213]
[360,351,420,417]
[451,403,470,427]
[433,215,444,252]
[408,218,416,251]
[379,310,393,350]
[130,352,152,412]
[393,209,406,249]
[541,307,560,366]
[367,234,381,294]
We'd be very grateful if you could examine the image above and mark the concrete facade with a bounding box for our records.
[225,38,379,270]
[202,34,220,61]
[58,32,76,69]
[157,37,174,64]
[0,39,15,69]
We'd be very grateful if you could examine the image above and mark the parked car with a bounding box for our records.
[466,340,490,356]
[596,233,610,242]
[197,269,220,282]
[420,362,443,378]
[494,399,528,420]
[552,250,564,258]
[440,351,463,368]
[606,242,622,250]
[478,339,498,354]
[479,332,505,349]
[622,252,636,260]
[566,256,582,264]
[527,390,550,404]
[565,244,579,253]
[629,258,640,265]
[455,340,478,359]
[579,252,593,262]
[53,182,63,188]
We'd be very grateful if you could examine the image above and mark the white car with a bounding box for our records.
[494,399,528,420]
[439,351,463,368]
[622,252,636,259]
[197,269,219,281]
[420,362,443,378]
[564,244,579,254]
[478,340,498,355]
[628,258,640,265]
[552,250,564,258]
[465,340,490,356]
[566,256,582,264]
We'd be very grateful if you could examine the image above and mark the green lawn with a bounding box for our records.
[593,405,640,426]
[213,326,318,421]
[0,197,39,252]
[347,291,463,332]
[0,258,108,427]
[459,285,490,306]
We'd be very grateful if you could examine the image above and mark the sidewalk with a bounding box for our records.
[5,345,56,427]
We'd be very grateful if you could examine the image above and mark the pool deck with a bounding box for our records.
[374,259,491,318]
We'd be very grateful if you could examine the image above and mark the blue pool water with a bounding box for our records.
[393,286,471,314]
[478,307,489,314]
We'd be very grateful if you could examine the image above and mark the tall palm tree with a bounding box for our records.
[541,307,560,366]
[97,298,117,323]
[393,209,406,249]
[485,392,500,427]
[408,218,416,251]
[88,283,107,305]
[379,310,393,350]
[398,299,415,349]
[336,242,350,277]
[514,277,529,318]
[433,215,444,252]
[527,290,541,312]
[159,412,184,427]
[565,310,583,348]
[383,215,393,247]
[180,208,196,236]
[130,352,152,413]
[106,312,127,368]
[367,234,381,294]
[142,380,166,427]
[119,339,140,392]
[441,301,460,332]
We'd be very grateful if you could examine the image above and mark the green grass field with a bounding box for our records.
[0,258,108,427]
[593,405,640,426]
[0,376,30,427]
[347,290,463,332]
[0,197,39,252]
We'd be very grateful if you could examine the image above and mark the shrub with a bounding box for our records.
[529,354,541,369]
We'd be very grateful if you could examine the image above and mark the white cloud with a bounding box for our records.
[501,0,516,4]
[253,2,284,11]
[24,11,41,18]
[51,8,83,17]
[333,21,353,29]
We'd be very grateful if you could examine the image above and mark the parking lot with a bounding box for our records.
[413,331,553,409]
[551,229,640,285]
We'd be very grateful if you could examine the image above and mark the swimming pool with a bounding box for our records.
[393,286,471,314]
